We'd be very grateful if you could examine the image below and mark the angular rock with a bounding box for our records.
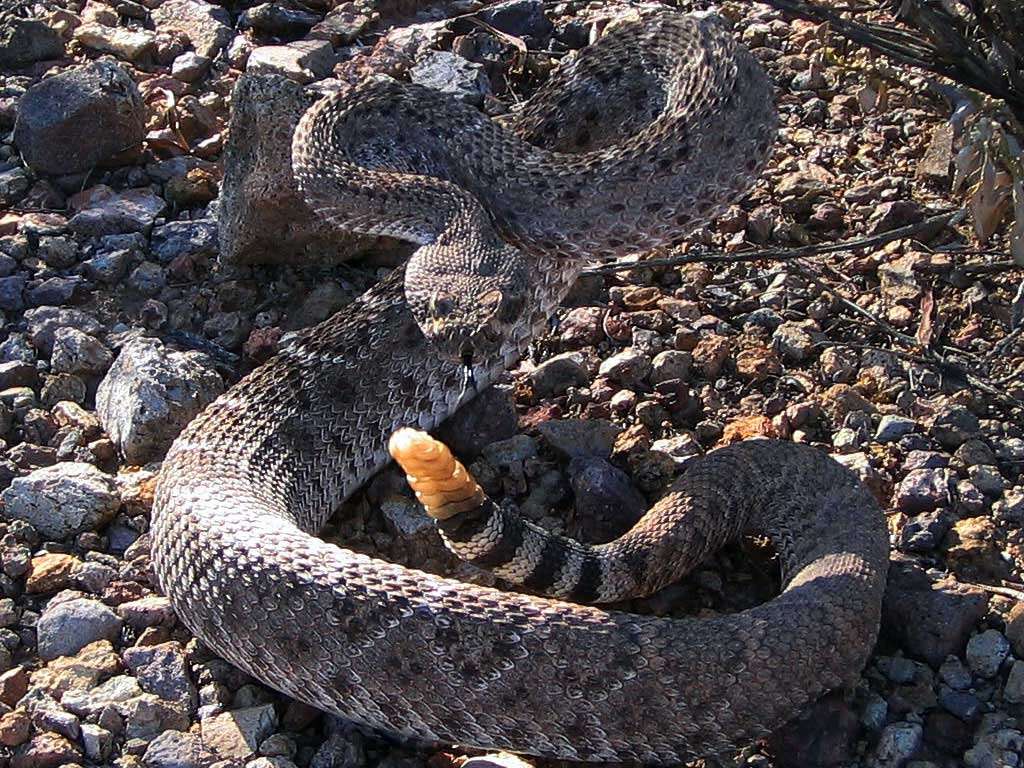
[118,595,175,632]
[893,468,951,513]
[0,9,64,68]
[143,729,217,768]
[240,3,321,37]
[124,692,191,739]
[80,722,113,762]
[598,348,651,388]
[247,40,335,84]
[151,219,218,263]
[1006,602,1024,657]
[380,496,432,538]
[62,674,141,717]
[735,345,782,382]
[74,22,156,60]
[479,0,553,40]
[37,597,123,660]
[171,51,210,82]
[310,3,374,45]
[152,0,233,59]
[0,666,27,707]
[0,708,31,747]
[1005,660,1024,704]
[411,51,490,106]
[1,462,119,539]
[51,327,113,376]
[201,704,277,761]
[0,167,30,206]
[219,73,406,266]
[649,350,691,384]
[481,434,538,469]
[537,418,620,460]
[0,361,38,390]
[10,731,81,768]
[568,457,646,543]
[435,385,517,461]
[868,200,924,236]
[13,61,144,175]
[876,415,917,443]
[873,722,922,767]
[940,689,981,722]
[529,352,588,397]
[25,552,77,593]
[882,559,988,666]
[96,336,223,464]
[965,629,1010,678]
[558,306,605,346]
[917,123,953,183]
[930,405,981,449]
[25,307,104,355]
[68,186,167,236]
[898,510,951,553]
[30,640,122,697]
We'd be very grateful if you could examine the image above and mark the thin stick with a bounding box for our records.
[583,210,964,275]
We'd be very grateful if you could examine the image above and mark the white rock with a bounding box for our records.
[1,462,119,539]
[74,23,156,60]
[247,40,335,84]
[201,704,278,761]
[96,336,223,463]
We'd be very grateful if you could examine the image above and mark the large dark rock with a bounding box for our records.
[567,456,647,543]
[13,61,144,175]
[0,2,64,69]
[881,558,988,666]
[479,0,554,42]
[437,385,518,461]
[218,73,410,266]
[768,692,858,768]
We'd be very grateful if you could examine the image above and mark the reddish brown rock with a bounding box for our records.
[25,552,78,594]
[0,666,28,707]
[722,415,779,443]
[12,732,81,768]
[735,345,783,382]
[0,709,30,747]
[692,334,731,378]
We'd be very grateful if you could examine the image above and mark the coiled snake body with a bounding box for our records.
[152,10,888,763]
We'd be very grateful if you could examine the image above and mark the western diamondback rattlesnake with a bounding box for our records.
[152,8,888,763]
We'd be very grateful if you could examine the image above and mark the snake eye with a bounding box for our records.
[430,293,456,318]
[479,289,503,312]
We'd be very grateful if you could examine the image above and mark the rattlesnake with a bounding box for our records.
[152,8,888,763]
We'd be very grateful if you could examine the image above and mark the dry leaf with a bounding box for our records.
[1011,279,1024,329]
[951,144,981,194]
[917,286,935,347]
[856,84,877,114]
[465,18,528,74]
[1012,179,1024,267]
[969,158,1012,243]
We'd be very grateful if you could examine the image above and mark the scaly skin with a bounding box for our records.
[151,9,888,763]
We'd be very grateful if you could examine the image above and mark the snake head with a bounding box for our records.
[404,240,532,369]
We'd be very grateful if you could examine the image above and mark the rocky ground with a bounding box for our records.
[0,0,1023,767]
